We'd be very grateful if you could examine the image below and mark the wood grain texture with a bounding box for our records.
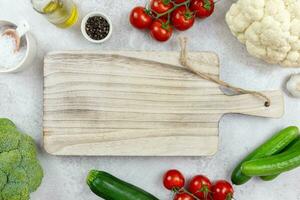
[43,51,284,156]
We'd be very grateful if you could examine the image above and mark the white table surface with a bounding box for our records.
[0,0,300,199]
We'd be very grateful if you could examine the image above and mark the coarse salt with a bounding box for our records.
[0,28,27,70]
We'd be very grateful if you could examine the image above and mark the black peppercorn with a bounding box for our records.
[85,16,110,40]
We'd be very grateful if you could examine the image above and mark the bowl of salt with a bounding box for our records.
[0,20,37,73]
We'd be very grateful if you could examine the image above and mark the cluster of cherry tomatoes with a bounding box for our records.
[163,169,234,200]
[129,0,215,42]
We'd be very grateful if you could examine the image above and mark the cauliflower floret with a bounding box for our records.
[226,0,300,67]
[0,119,43,200]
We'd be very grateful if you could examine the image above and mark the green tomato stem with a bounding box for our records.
[181,188,201,200]
[154,0,191,19]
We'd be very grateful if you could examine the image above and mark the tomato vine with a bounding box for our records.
[150,0,192,20]
[130,0,215,42]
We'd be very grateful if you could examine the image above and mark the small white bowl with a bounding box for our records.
[81,12,113,44]
[0,20,37,74]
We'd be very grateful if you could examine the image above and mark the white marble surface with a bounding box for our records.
[0,0,300,199]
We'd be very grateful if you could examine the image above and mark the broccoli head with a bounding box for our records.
[0,118,43,200]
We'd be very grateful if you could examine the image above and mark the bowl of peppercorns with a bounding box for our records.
[81,12,112,44]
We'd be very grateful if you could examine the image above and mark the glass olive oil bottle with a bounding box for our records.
[31,0,78,28]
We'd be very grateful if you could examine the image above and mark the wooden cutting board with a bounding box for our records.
[43,51,284,156]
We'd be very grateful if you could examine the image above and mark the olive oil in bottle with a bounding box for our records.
[31,0,78,28]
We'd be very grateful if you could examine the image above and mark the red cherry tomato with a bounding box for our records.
[190,0,215,18]
[174,0,187,3]
[150,19,173,42]
[212,180,234,200]
[188,175,212,200]
[171,6,195,31]
[174,192,195,200]
[151,0,174,14]
[129,6,153,29]
[163,169,185,190]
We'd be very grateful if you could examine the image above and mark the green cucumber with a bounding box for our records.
[231,126,299,185]
[260,136,300,181]
[260,174,279,181]
[86,170,159,200]
[242,139,300,176]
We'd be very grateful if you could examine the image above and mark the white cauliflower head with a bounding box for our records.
[226,0,300,67]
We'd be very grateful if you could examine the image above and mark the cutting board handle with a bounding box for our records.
[225,90,284,118]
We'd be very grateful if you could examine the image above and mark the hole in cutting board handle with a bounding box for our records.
[219,86,271,108]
